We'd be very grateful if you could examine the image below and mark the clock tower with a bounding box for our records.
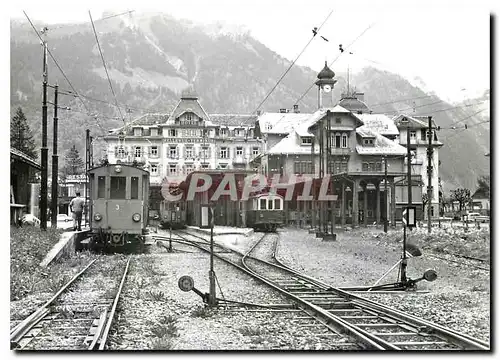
[315,61,337,109]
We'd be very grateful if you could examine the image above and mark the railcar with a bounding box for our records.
[87,164,149,251]
[159,201,187,229]
[245,193,285,232]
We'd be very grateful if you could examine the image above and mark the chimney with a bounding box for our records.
[355,92,365,102]
[279,108,287,113]
[293,104,300,113]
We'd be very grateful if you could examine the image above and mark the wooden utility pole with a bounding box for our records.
[50,85,58,228]
[427,116,433,234]
[407,120,412,215]
[85,129,91,228]
[40,27,49,230]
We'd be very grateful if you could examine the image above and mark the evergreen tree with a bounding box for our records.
[10,107,37,159]
[63,144,85,176]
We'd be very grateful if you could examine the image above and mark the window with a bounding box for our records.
[236,147,243,156]
[134,128,142,136]
[185,163,194,174]
[220,128,228,136]
[301,137,312,145]
[425,130,433,140]
[117,146,125,158]
[260,198,267,210]
[97,176,106,198]
[274,199,281,210]
[150,164,158,175]
[220,147,228,159]
[167,129,177,137]
[252,147,259,156]
[201,164,209,169]
[335,134,341,148]
[169,146,178,158]
[186,113,192,121]
[341,134,348,148]
[150,128,158,137]
[184,146,194,158]
[169,164,177,175]
[362,162,382,172]
[131,177,139,199]
[410,130,416,139]
[200,146,210,159]
[335,117,341,124]
[364,138,374,145]
[151,146,158,157]
[294,161,312,174]
[135,146,142,158]
[268,199,274,210]
[110,176,126,199]
[328,160,348,174]
[265,123,272,131]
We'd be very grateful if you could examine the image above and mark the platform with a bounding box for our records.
[185,225,254,237]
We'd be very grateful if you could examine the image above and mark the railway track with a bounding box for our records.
[10,256,131,350]
[167,230,489,351]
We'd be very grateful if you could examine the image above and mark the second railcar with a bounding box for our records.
[160,201,187,229]
[245,194,284,232]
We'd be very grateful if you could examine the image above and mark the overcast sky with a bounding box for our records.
[9,0,494,103]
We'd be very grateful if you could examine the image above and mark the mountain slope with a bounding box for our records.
[10,13,489,192]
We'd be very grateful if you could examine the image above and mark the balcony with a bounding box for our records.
[330,148,352,155]
[232,156,247,165]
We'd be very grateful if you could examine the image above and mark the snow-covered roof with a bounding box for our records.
[355,133,407,156]
[267,130,319,155]
[356,113,399,136]
[257,112,311,135]
[392,114,438,129]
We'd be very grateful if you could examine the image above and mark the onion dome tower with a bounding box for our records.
[315,61,337,109]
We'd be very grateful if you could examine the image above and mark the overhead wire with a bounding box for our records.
[252,9,334,115]
[89,10,125,123]
[294,22,376,106]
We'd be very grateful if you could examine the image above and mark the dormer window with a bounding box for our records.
[133,127,142,136]
[220,128,227,136]
[410,130,416,139]
[301,137,312,145]
[335,117,341,124]
[186,113,192,121]
[364,138,374,146]
[168,129,177,137]
[150,128,158,137]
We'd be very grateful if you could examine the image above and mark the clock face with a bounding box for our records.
[323,85,332,93]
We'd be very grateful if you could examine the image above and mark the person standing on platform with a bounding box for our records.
[69,191,85,231]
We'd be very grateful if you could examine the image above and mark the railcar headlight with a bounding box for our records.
[132,213,141,222]
[94,213,102,221]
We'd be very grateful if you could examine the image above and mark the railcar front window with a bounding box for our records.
[268,200,274,210]
[110,176,126,199]
[97,176,106,198]
[274,199,281,210]
[131,177,139,199]
[260,199,267,210]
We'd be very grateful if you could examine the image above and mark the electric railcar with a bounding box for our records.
[245,193,284,232]
[160,201,187,229]
[87,164,149,251]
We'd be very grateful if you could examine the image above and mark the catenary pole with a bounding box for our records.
[40,28,49,230]
[427,116,433,234]
[50,85,58,228]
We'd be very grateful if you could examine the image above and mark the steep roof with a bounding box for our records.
[209,114,258,127]
[392,114,438,129]
[355,133,407,156]
[10,148,41,169]
[168,98,210,123]
[268,130,319,155]
[356,113,399,136]
[257,112,312,135]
